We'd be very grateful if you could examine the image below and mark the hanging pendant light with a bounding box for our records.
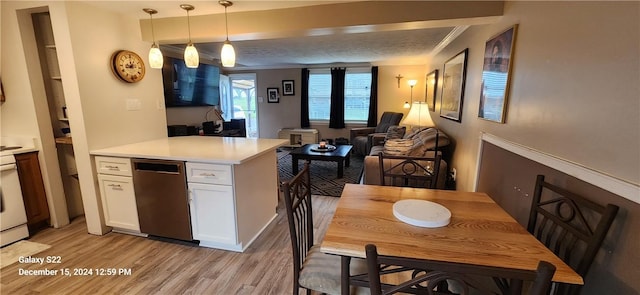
[180,4,199,68]
[219,0,235,68]
[143,8,163,69]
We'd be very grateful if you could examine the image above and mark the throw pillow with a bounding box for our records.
[383,139,414,156]
[385,126,406,140]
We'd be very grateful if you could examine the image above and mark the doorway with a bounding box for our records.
[222,74,258,138]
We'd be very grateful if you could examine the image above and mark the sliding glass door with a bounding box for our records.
[221,73,258,138]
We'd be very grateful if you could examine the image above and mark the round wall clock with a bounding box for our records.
[111,50,146,83]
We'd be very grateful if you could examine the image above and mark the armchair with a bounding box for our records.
[350,112,403,156]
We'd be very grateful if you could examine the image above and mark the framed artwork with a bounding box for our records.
[439,48,469,122]
[425,70,438,111]
[267,88,279,103]
[282,80,294,96]
[478,24,518,123]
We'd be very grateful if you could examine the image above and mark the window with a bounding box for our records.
[308,68,371,122]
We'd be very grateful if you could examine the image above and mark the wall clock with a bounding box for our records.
[111,50,146,83]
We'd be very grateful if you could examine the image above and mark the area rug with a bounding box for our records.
[1,240,51,269]
[277,149,363,197]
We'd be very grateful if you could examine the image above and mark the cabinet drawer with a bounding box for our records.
[95,156,132,176]
[186,163,232,185]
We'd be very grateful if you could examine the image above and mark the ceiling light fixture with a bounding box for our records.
[180,4,199,68]
[219,0,235,68]
[143,8,163,69]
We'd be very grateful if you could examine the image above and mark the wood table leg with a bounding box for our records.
[341,256,351,295]
[337,160,344,178]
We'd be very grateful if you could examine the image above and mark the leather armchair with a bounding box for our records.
[350,112,403,156]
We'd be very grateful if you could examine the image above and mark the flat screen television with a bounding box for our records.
[162,57,221,107]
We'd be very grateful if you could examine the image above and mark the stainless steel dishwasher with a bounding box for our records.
[132,158,192,241]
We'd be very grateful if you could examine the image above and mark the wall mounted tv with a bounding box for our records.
[162,57,221,107]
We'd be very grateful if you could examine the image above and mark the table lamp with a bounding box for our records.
[401,101,439,153]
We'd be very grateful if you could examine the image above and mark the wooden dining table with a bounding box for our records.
[320,184,583,295]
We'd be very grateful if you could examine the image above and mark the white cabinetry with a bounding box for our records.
[185,152,278,252]
[186,163,238,250]
[95,156,141,234]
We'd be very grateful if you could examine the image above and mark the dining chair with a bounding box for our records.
[364,244,556,295]
[282,162,367,295]
[527,175,619,295]
[378,153,442,188]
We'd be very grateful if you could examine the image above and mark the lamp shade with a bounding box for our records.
[148,44,163,69]
[184,43,199,68]
[221,40,236,67]
[401,101,435,127]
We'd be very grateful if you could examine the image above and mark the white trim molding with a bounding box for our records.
[476,133,640,205]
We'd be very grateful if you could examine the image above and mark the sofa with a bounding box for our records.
[350,112,404,156]
[362,127,450,189]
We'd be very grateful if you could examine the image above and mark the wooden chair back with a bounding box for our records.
[281,162,313,295]
[378,153,442,188]
[527,175,619,295]
[365,244,556,295]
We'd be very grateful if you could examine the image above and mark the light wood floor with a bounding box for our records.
[0,195,339,295]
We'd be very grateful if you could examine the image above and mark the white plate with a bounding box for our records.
[393,199,451,228]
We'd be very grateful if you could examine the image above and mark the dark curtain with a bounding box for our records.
[367,66,379,127]
[329,67,346,129]
[300,68,310,127]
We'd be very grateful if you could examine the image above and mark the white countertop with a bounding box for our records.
[1,137,38,157]
[90,136,288,164]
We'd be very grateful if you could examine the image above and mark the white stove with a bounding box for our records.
[0,137,37,247]
[1,153,29,247]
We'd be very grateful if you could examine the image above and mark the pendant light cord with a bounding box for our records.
[224,6,229,41]
[150,13,156,45]
[187,10,192,42]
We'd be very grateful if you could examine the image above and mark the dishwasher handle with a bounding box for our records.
[133,161,183,175]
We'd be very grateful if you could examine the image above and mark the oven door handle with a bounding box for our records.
[0,163,17,172]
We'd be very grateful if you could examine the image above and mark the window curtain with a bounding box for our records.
[367,66,379,127]
[329,67,346,129]
[300,68,310,128]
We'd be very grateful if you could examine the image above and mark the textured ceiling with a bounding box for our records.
[177,26,456,68]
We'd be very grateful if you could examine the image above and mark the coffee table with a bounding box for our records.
[290,144,353,178]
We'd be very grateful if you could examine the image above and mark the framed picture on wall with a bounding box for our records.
[282,80,294,96]
[439,48,469,122]
[478,24,518,123]
[267,88,280,103]
[425,70,438,111]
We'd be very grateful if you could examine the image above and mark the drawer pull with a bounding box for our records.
[105,165,120,171]
[200,173,216,177]
[108,184,122,189]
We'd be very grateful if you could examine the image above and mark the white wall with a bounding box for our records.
[428,1,639,192]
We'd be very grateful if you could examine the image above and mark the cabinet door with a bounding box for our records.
[97,174,140,231]
[188,183,237,244]
[14,152,50,230]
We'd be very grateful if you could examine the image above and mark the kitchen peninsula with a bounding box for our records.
[90,136,287,252]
